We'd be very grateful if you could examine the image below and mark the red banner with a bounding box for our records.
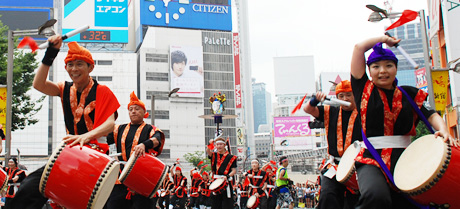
[233,33,242,109]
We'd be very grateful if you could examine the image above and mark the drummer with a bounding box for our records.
[263,164,277,209]
[303,80,360,209]
[189,169,203,209]
[244,159,268,208]
[205,137,237,209]
[158,170,174,209]
[238,177,250,209]
[199,171,212,209]
[170,164,188,209]
[350,36,459,209]
[12,35,120,208]
[105,91,165,209]
[3,157,26,208]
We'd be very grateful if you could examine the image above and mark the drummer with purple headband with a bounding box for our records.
[350,35,459,209]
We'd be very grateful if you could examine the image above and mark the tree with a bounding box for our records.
[0,21,45,131]
[412,122,431,141]
[183,151,211,172]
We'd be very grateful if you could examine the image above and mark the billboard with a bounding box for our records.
[63,0,128,43]
[0,0,53,40]
[0,0,52,7]
[170,45,204,98]
[140,0,232,31]
[273,116,314,150]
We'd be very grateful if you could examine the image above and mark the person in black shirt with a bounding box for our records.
[205,137,237,209]
[106,92,165,209]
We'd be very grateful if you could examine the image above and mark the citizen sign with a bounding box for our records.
[204,37,231,46]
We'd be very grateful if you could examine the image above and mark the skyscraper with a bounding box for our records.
[387,22,425,87]
[252,81,271,133]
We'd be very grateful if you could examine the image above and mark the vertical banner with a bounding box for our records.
[432,71,449,115]
[233,33,242,109]
[0,87,6,128]
[236,127,245,160]
[415,67,428,93]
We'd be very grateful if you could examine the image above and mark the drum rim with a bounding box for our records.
[336,143,359,183]
[148,165,169,199]
[88,160,120,209]
[394,135,450,195]
[39,141,66,195]
[118,153,139,183]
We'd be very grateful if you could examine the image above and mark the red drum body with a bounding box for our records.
[0,168,7,191]
[395,135,460,208]
[40,142,120,209]
[209,178,227,194]
[246,195,260,209]
[336,142,361,194]
[119,153,168,198]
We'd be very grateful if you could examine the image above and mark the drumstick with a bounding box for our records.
[38,25,90,49]
[315,95,351,107]
[384,32,419,69]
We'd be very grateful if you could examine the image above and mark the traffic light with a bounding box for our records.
[308,119,324,129]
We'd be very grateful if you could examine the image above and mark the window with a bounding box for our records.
[146,72,169,81]
[97,60,112,65]
[146,91,169,100]
[146,110,170,120]
[91,76,112,82]
[146,53,168,63]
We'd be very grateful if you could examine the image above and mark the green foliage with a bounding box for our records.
[183,151,211,172]
[0,21,45,131]
[412,122,431,141]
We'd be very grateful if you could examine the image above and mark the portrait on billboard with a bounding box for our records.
[170,45,204,98]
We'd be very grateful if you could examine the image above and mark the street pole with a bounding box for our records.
[151,95,155,125]
[5,30,13,165]
[419,9,436,108]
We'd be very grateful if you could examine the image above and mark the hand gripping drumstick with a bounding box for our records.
[385,32,419,69]
[38,25,90,49]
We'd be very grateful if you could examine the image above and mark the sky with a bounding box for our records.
[240,0,428,100]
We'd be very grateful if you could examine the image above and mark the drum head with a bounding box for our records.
[209,178,224,190]
[394,135,447,192]
[247,195,257,208]
[119,152,138,182]
[336,142,360,183]
[91,162,120,209]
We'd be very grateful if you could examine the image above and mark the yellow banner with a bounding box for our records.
[432,71,449,115]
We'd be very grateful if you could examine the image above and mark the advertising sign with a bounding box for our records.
[140,0,232,31]
[233,33,242,108]
[63,0,128,43]
[273,116,314,150]
[415,67,428,92]
[432,71,449,115]
[170,45,204,98]
[0,87,5,129]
